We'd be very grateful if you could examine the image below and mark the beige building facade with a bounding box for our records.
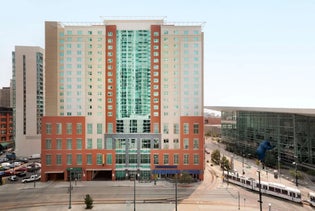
[12,46,44,156]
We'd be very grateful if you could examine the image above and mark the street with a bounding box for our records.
[0,137,314,210]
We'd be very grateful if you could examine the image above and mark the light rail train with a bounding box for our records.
[222,171,315,205]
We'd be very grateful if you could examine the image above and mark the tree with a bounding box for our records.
[220,155,231,171]
[84,194,93,209]
[211,149,221,165]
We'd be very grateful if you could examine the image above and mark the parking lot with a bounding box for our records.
[0,151,41,185]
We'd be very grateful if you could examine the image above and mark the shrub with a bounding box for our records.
[179,172,194,183]
[84,194,93,209]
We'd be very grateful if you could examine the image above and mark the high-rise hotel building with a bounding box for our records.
[42,18,204,181]
[12,46,44,156]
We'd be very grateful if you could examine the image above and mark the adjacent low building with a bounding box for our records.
[0,107,13,146]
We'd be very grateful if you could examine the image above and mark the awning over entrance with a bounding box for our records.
[152,169,180,174]
[45,171,64,173]
[152,169,201,175]
[86,169,112,171]
[67,167,82,172]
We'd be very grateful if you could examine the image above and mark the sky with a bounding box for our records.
[0,0,314,108]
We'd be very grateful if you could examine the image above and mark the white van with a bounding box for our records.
[1,162,10,167]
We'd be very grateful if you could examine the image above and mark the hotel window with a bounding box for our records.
[141,139,151,149]
[154,154,159,164]
[193,123,199,134]
[173,139,179,149]
[76,123,82,134]
[76,139,82,150]
[163,154,169,165]
[45,123,52,134]
[106,138,113,150]
[153,139,159,149]
[45,139,52,149]
[108,123,113,133]
[184,138,189,149]
[174,154,179,165]
[46,155,52,165]
[184,154,189,165]
[184,123,189,134]
[97,123,102,134]
[87,138,92,149]
[194,154,199,165]
[56,154,62,165]
[106,154,112,165]
[66,123,72,134]
[67,154,72,165]
[56,123,62,135]
[116,154,126,164]
[96,154,103,165]
[108,32,113,36]
[141,154,150,164]
[76,154,82,165]
[56,139,62,150]
[129,154,137,164]
[67,139,72,149]
[154,123,159,133]
[87,123,92,134]
[163,139,169,149]
[173,123,179,134]
[193,139,199,149]
[97,138,102,149]
[86,154,92,165]
[153,31,159,36]
[163,123,169,134]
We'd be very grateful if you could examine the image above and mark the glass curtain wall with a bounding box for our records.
[221,110,315,171]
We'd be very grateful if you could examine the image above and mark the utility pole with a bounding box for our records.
[175,174,178,211]
[69,168,72,209]
[257,170,262,211]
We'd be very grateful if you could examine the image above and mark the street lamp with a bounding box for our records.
[293,161,298,186]
[69,168,73,209]
[133,169,140,211]
[134,171,136,211]
[257,170,262,211]
[175,173,178,211]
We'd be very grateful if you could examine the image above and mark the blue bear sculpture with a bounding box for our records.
[256,140,274,162]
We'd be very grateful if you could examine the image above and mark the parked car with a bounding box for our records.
[16,171,27,177]
[15,166,27,172]
[0,157,9,163]
[18,157,29,163]
[8,175,18,181]
[22,174,40,183]
[6,152,16,160]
